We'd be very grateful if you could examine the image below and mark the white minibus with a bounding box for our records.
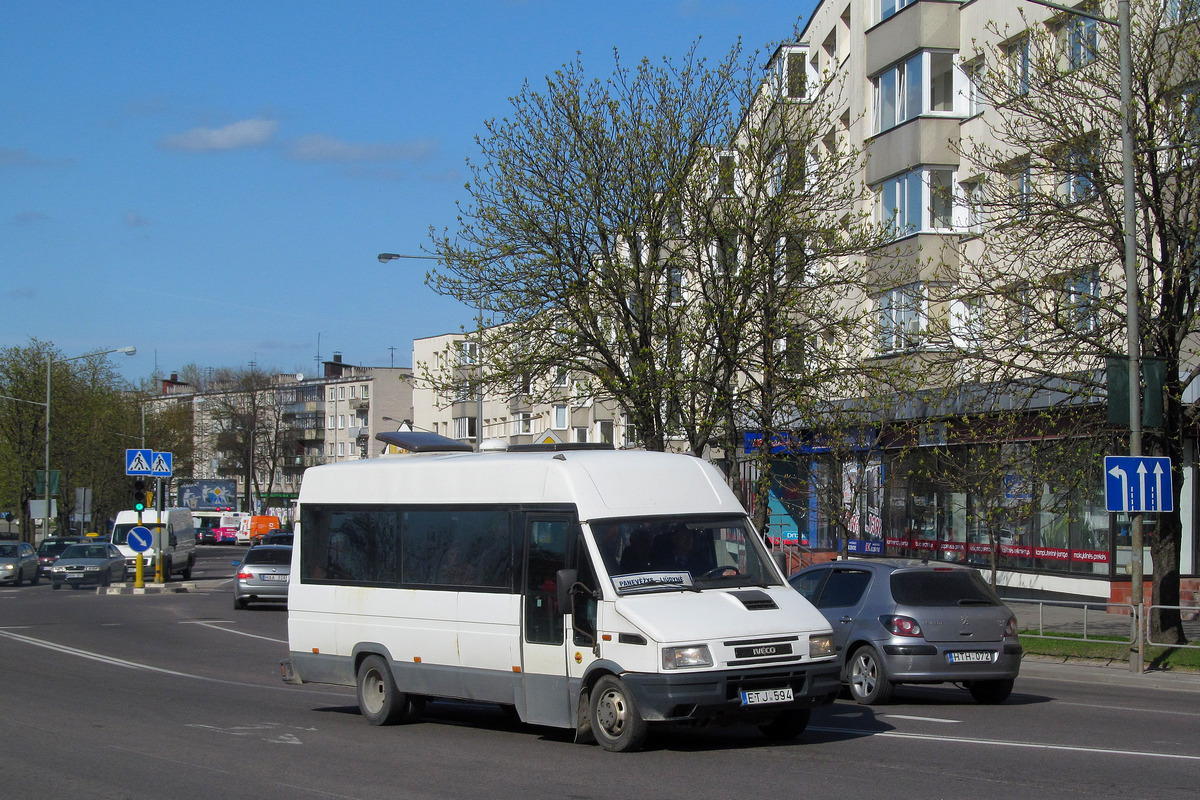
[281,432,839,752]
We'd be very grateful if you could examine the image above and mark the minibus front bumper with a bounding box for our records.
[618,661,841,723]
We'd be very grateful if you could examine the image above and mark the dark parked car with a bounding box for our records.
[37,537,83,579]
[233,544,291,609]
[259,531,293,547]
[50,542,126,589]
[788,559,1022,705]
[0,541,39,585]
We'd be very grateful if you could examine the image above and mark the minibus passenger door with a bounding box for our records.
[520,514,572,728]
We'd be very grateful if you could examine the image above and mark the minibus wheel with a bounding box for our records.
[356,655,417,725]
[590,675,648,752]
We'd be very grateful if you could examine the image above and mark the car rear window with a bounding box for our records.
[890,570,1000,606]
[245,547,292,566]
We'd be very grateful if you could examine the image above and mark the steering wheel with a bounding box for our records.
[700,566,740,579]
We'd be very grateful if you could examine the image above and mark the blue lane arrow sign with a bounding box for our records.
[1105,455,1173,513]
[128,525,153,553]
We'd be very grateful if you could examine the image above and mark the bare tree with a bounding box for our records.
[954,2,1200,640]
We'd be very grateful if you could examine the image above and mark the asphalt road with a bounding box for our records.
[2,546,1198,800]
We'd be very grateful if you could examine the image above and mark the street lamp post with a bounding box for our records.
[377,252,486,452]
[1027,0,1140,671]
[43,346,137,537]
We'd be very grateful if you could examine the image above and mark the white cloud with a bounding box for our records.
[160,118,278,152]
[287,134,437,163]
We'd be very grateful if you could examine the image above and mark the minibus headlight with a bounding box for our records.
[809,634,835,658]
[662,645,713,670]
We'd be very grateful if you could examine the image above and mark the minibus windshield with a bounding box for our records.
[590,516,781,594]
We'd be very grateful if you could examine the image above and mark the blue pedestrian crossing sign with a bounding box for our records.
[1105,456,1173,513]
[126,449,152,475]
[125,449,173,477]
[149,452,173,477]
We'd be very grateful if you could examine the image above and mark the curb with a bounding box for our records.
[97,582,199,595]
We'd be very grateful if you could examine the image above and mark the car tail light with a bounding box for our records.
[881,615,923,637]
[1005,616,1018,636]
[237,571,254,580]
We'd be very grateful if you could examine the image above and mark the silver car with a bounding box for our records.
[788,559,1022,705]
[50,542,126,589]
[232,544,291,609]
[0,541,39,586]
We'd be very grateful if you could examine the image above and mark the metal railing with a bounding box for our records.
[1006,599,1138,645]
[1145,605,1200,651]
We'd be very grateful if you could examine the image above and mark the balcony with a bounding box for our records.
[349,397,369,410]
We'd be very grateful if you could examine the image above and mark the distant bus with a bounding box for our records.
[281,433,839,752]
[191,510,243,545]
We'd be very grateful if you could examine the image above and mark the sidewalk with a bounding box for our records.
[1008,599,1200,692]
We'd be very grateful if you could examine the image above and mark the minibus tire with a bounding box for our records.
[356,655,416,725]
[590,675,648,752]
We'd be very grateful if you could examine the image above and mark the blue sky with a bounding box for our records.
[2,1,817,383]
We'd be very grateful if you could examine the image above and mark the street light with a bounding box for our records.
[1027,0,1140,671]
[377,251,487,451]
[43,346,137,537]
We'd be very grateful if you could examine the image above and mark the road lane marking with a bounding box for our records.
[810,725,1200,762]
[881,714,960,723]
[185,620,287,643]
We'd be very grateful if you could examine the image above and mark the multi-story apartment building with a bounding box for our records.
[149,354,412,520]
[411,332,626,448]
[737,0,1199,604]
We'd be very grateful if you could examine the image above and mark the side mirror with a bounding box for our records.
[555,569,577,610]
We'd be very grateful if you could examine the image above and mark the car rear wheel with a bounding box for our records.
[758,708,811,740]
[356,654,419,725]
[590,675,648,752]
[967,678,1014,704]
[847,645,894,705]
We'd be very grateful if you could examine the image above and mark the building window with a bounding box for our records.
[1169,0,1200,23]
[553,367,568,387]
[339,386,346,400]
[963,58,987,117]
[1059,142,1096,203]
[877,167,957,237]
[1004,34,1031,96]
[877,283,928,354]
[361,385,369,399]
[1063,270,1100,333]
[513,412,533,435]
[349,385,356,399]
[573,427,589,443]
[459,341,478,365]
[453,416,477,440]
[327,414,334,429]
[1063,13,1099,71]
[1006,158,1034,218]
[879,0,917,22]
[599,419,614,444]
[552,404,568,430]
[778,45,808,99]
[873,50,959,134]
[962,178,986,234]
[338,415,345,430]
[717,151,737,196]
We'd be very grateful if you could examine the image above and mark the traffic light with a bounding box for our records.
[132,480,147,513]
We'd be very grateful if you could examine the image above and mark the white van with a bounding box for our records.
[282,433,839,752]
[110,508,197,581]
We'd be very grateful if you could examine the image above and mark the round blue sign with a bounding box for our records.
[128,525,153,553]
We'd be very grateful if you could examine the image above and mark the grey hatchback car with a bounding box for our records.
[788,559,1022,705]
